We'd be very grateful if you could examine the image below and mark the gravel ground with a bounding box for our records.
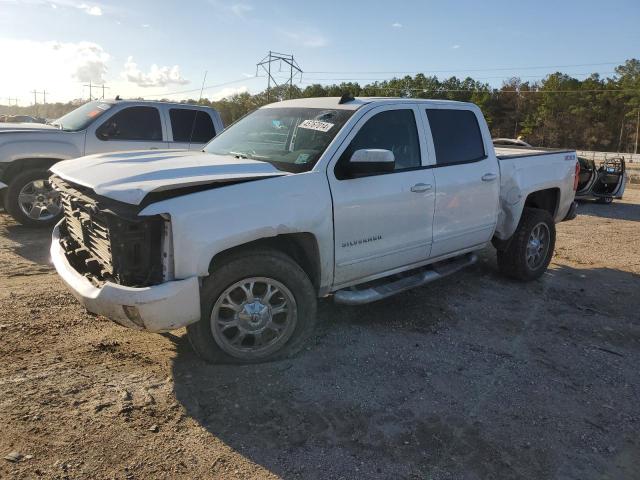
[1,188,639,480]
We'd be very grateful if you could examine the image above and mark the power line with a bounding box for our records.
[290,71,619,83]
[143,76,261,98]
[304,61,626,75]
[294,82,640,95]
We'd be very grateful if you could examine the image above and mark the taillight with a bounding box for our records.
[573,161,580,191]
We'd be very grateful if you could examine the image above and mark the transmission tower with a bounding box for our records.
[256,51,303,102]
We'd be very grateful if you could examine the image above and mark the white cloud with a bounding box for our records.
[121,56,189,88]
[230,3,252,16]
[77,2,101,15]
[280,30,328,48]
[141,23,150,28]
[451,44,461,49]
[0,38,110,103]
[392,22,402,28]
[8,0,105,16]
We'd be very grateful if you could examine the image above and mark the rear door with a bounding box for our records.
[166,108,218,150]
[328,105,436,287]
[85,105,169,154]
[421,106,500,258]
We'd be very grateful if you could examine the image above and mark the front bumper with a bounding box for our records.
[51,223,201,332]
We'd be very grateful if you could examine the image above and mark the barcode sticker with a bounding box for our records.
[298,120,334,132]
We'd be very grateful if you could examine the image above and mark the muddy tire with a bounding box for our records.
[187,249,317,364]
[5,169,62,228]
[497,207,556,281]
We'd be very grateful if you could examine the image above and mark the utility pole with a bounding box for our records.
[618,116,625,153]
[100,84,110,99]
[84,81,93,100]
[42,90,47,104]
[256,51,302,102]
[635,108,639,155]
[31,90,38,105]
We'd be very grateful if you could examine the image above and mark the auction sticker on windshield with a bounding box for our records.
[298,120,334,132]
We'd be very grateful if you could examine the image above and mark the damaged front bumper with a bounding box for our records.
[51,222,201,332]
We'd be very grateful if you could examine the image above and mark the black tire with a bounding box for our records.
[497,207,556,281]
[5,169,62,228]
[187,249,317,364]
[596,196,613,204]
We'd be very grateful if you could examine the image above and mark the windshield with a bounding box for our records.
[204,107,355,172]
[53,101,112,132]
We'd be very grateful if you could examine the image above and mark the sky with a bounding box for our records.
[0,0,639,106]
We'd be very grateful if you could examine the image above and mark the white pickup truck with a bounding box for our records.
[49,96,579,364]
[0,99,223,227]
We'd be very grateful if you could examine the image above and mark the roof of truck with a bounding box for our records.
[262,97,475,110]
[99,98,213,109]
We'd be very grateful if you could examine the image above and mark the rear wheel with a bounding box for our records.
[187,249,317,364]
[497,207,556,281]
[5,169,62,228]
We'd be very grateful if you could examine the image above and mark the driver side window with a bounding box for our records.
[335,109,421,178]
[96,106,162,141]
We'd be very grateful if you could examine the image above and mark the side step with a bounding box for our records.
[333,253,478,305]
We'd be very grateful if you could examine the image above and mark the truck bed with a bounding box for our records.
[495,146,574,160]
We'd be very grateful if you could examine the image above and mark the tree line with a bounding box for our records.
[2,59,638,152]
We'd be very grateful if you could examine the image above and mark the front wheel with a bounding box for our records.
[5,169,62,227]
[187,249,317,364]
[497,207,556,281]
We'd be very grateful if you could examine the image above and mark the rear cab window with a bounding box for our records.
[169,109,216,143]
[426,109,486,166]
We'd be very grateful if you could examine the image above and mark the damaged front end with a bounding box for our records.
[576,156,627,203]
[51,175,169,288]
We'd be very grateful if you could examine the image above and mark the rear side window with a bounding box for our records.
[169,109,216,143]
[96,106,162,141]
[338,109,421,175]
[426,109,485,166]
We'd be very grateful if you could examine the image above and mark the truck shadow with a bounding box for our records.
[576,198,640,222]
[0,215,54,268]
[171,257,640,479]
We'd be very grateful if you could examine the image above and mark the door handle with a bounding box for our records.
[149,147,160,150]
[410,183,433,193]
[481,173,498,182]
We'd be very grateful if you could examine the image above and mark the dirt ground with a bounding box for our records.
[1,189,639,480]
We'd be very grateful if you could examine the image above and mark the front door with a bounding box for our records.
[328,106,436,287]
[85,105,169,154]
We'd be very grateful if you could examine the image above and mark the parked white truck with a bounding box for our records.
[49,96,579,363]
[0,99,223,226]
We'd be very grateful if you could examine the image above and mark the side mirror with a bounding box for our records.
[348,149,395,175]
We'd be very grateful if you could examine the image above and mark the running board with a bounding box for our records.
[333,253,478,305]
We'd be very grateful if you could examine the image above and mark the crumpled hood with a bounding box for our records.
[50,149,289,205]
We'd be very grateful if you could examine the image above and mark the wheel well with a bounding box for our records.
[524,188,559,218]
[209,233,322,291]
[0,158,60,184]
